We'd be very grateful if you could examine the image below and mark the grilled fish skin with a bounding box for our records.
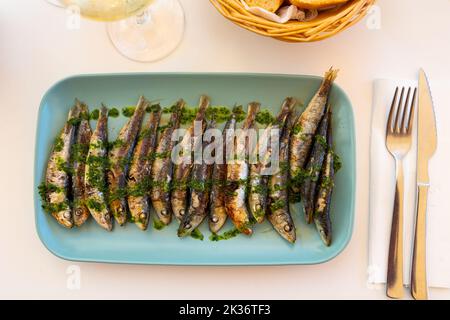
[150,100,185,225]
[72,100,92,227]
[108,97,147,226]
[267,110,298,244]
[171,96,209,222]
[127,108,162,230]
[225,102,260,235]
[178,120,216,237]
[44,104,80,228]
[314,117,334,246]
[85,106,112,231]
[300,105,331,224]
[290,68,338,193]
[209,112,238,233]
[248,97,296,224]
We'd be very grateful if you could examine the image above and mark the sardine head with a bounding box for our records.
[177,213,202,238]
[209,207,227,234]
[280,223,296,244]
[152,201,172,225]
[99,212,113,231]
[315,218,331,246]
[177,219,194,238]
[73,207,89,227]
[55,210,74,229]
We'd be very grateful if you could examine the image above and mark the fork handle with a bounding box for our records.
[411,185,429,300]
[386,160,404,299]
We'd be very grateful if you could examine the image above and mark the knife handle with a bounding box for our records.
[411,185,429,300]
[386,160,404,299]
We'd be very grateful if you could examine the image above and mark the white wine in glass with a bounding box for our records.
[63,0,185,62]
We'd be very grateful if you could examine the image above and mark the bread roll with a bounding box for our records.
[289,0,349,9]
[245,0,285,13]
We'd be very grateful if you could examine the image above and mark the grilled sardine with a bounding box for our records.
[267,110,298,244]
[72,100,92,227]
[290,68,338,193]
[225,102,260,235]
[43,104,80,228]
[248,97,296,223]
[150,100,185,225]
[127,107,162,230]
[108,97,146,226]
[85,106,112,231]
[178,120,216,237]
[171,96,209,222]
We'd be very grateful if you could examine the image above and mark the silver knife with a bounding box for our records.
[411,69,437,300]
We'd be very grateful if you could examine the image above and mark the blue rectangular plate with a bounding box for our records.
[34,73,355,265]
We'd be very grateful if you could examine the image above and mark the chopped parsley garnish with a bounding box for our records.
[56,157,73,175]
[153,219,166,230]
[210,228,241,241]
[293,124,303,135]
[332,151,342,172]
[157,125,169,132]
[163,105,177,114]
[54,137,64,152]
[315,135,328,149]
[256,110,275,126]
[90,109,100,120]
[108,108,120,118]
[122,106,136,117]
[181,107,199,125]
[320,176,334,190]
[232,105,247,122]
[190,228,204,241]
[206,106,231,123]
[71,143,89,163]
[67,117,82,126]
[146,104,161,113]
[86,199,105,211]
[270,199,285,211]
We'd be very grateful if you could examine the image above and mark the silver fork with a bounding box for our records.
[385,87,417,299]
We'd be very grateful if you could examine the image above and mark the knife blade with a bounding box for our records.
[411,68,437,300]
[417,69,437,183]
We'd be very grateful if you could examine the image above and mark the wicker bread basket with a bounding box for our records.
[210,0,376,42]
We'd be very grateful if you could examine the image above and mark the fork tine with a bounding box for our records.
[407,88,417,134]
[394,87,405,133]
[387,87,399,134]
[401,88,412,133]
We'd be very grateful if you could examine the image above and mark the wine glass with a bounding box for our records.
[62,0,185,62]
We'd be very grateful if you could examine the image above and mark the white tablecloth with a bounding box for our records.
[0,0,449,299]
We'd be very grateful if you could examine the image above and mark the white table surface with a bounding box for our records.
[1,0,449,300]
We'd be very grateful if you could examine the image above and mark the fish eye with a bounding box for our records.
[284,224,292,232]
[255,204,262,211]
[75,209,81,216]
[179,209,185,216]
[140,213,146,220]
[211,215,219,223]
[161,209,168,216]
[185,223,192,229]
[63,212,71,219]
